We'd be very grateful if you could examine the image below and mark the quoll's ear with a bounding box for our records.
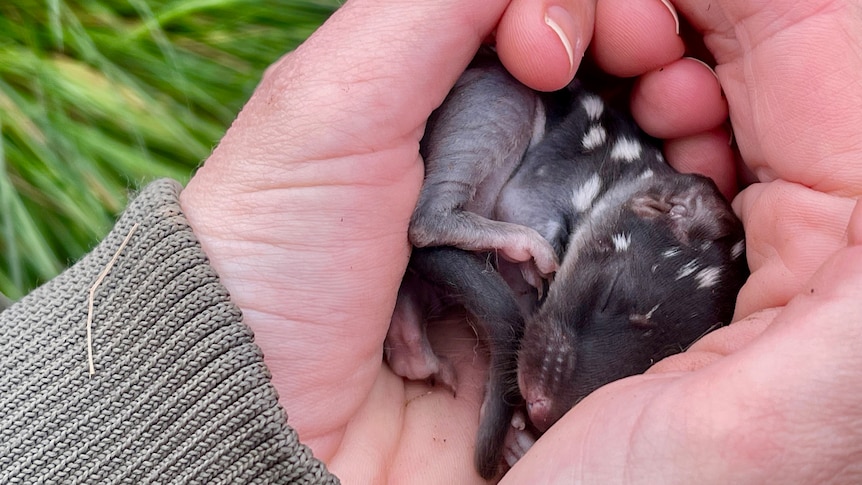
[630,174,742,245]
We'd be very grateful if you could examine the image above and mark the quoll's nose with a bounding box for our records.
[525,390,558,432]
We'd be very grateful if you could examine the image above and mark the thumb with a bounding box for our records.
[207,0,593,176]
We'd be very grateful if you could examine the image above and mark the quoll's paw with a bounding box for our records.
[496,225,559,277]
[503,409,537,468]
[519,261,553,298]
[384,325,459,394]
[385,283,458,394]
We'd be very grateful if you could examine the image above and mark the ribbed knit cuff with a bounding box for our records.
[0,179,339,484]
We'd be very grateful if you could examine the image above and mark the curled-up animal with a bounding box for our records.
[384,48,748,479]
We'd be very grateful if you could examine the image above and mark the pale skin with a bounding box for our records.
[179,0,862,483]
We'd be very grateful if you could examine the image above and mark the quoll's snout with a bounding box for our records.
[517,316,578,432]
[515,193,747,432]
[523,394,553,432]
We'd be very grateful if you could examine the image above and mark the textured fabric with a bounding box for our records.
[0,179,340,484]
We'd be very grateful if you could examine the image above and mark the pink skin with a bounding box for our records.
[178,0,862,483]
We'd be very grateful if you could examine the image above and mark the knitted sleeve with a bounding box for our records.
[0,179,340,484]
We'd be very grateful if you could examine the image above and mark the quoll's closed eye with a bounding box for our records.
[385,47,748,479]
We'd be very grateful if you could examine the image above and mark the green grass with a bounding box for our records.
[0,0,339,299]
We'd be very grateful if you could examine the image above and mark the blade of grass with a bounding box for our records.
[0,1,339,297]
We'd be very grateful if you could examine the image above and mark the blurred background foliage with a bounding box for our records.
[0,0,339,299]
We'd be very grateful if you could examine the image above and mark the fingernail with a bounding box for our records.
[725,120,735,146]
[688,57,729,146]
[659,0,681,35]
[684,56,720,82]
[545,6,577,72]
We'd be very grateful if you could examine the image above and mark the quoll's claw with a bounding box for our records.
[520,262,553,298]
[524,238,559,276]
[429,355,458,396]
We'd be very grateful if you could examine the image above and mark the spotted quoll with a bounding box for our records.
[385,49,748,479]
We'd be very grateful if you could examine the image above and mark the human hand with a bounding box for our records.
[502,0,862,483]
[181,0,862,481]
[179,1,598,482]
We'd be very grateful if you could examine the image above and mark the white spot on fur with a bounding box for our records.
[582,125,607,150]
[581,95,604,120]
[731,239,745,260]
[662,247,681,258]
[656,151,666,163]
[572,173,602,212]
[676,259,700,280]
[529,101,547,148]
[610,137,643,162]
[696,266,721,289]
[700,241,713,251]
[540,352,552,377]
[612,233,631,252]
[639,169,654,179]
[561,177,660,280]
[535,166,547,177]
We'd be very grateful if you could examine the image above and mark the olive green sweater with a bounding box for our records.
[0,180,340,484]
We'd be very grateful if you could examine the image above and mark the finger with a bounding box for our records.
[663,126,737,200]
[672,0,862,196]
[732,181,855,318]
[591,0,685,77]
[647,307,777,374]
[631,57,727,139]
[495,0,596,91]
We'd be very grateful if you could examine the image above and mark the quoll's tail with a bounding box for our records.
[410,247,525,479]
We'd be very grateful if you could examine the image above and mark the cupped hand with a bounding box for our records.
[179,0,600,482]
[503,0,862,483]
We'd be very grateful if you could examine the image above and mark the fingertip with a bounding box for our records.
[664,127,737,200]
[496,1,595,91]
[649,308,775,374]
[631,57,728,139]
[591,0,684,77]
